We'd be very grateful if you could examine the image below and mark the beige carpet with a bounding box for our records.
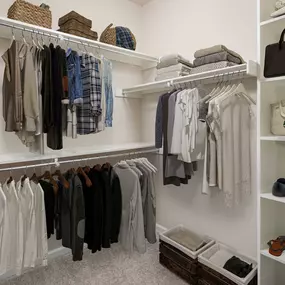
[1,243,187,285]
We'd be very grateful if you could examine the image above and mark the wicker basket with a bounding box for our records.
[59,11,92,29]
[58,28,98,41]
[100,23,136,50]
[8,0,52,28]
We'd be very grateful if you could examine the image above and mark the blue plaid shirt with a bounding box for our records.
[77,54,102,135]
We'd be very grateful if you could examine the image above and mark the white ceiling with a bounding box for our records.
[128,0,153,6]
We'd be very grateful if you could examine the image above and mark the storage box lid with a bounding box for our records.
[59,11,92,28]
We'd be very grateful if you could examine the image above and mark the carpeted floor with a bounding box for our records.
[1,243,187,285]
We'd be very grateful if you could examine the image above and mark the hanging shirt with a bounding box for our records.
[114,162,146,254]
[77,54,102,135]
[0,184,9,275]
[16,178,36,269]
[30,181,48,266]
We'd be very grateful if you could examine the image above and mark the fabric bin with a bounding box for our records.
[198,243,257,285]
[159,225,215,284]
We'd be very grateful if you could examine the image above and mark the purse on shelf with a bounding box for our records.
[271,100,285,135]
[264,29,285,78]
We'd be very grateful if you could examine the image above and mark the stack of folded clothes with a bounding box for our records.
[271,0,285,18]
[156,54,193,81]
[191,45,245,74]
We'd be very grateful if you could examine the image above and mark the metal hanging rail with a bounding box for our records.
[0,17,159,68]
[118,60,258,98]
[0,148,158,172]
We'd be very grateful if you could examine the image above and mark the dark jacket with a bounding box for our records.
[47,44,68,150]
[109,166,122,244]
[39,180,55,239]
[85,169,104,253]
[101,168,112,248]
[63,172,85,261]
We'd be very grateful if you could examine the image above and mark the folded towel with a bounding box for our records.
[275,0,285,10]
[157,54,193,69]
[155,71,190,81]
[271,5,285,17]
[191,61,237,74]
[194,45,244,63]
[157,63,192,75]
[193,51,243,67]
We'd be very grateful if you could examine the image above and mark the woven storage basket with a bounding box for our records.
[8,0,52,28]
[58,28,98,40]
[59,11,92,29]
[100,23,136,50]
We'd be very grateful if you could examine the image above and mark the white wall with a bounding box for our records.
[0,0,145,156]
[141,0,258,258]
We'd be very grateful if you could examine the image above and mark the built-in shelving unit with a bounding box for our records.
[0,17,159,69]
[118,61,258,98]
[258,1,285,283]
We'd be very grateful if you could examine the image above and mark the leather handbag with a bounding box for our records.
[271,101,285,135]
[264,28,285,78]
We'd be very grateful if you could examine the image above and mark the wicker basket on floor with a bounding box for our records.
[8,0,52,28]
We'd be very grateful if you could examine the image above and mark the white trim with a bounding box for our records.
[156,223,167,234]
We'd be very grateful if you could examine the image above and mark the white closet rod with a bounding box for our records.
[0,148,158,172]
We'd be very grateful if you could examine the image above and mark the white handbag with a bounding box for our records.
[271,100,285,135]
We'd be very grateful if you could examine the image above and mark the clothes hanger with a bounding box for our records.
[77,159,92,187]
[9,27,16,49]
[7,167,13,184]
[52,169,70,189]
[21,166,28,184]
[30,166,39,184]
[21,29,28,46]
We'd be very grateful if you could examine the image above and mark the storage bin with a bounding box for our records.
[159,225,215,285]
[8,0,52,28]
[160,225,215,259]
[59,11,92,28]
[198,243,257,285]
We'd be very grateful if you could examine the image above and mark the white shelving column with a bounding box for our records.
[259,1,285,284]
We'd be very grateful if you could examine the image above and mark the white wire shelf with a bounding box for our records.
[260,193,285,204]
[261,249,285,265]
[118,60,258,98]
[0,17,159,69]
[260,136,285,141]
[0,143,157,167]
[260,15,285,26]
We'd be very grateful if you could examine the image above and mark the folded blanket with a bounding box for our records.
[157,63,192,75]
[155,71,190,81]
[193,51,243,67]
[194,45,244,63]
[157,54,193,69]
[190,61,237,74]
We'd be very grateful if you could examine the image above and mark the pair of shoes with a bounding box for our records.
[268,236,285,256]
[272,179,285,197]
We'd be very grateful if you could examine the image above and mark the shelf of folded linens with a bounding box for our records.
[119,60,258,98]
[0,17,159,69]
[260,14,285,26]
[261,249,285,264]
[0,143,157,166]
[260,193,285,204]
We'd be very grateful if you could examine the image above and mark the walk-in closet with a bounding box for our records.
[0,0,282,284]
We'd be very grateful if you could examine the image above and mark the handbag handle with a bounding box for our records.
[279,29,285,49]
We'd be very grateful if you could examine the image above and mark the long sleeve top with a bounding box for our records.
[0,184,9,275]
[30,181,48,266]
[114,162,146,254]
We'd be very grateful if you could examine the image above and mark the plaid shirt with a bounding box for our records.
[77,54,102,135]
[116,27,135,50]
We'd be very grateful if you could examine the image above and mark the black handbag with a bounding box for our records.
[264,29,285,78]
